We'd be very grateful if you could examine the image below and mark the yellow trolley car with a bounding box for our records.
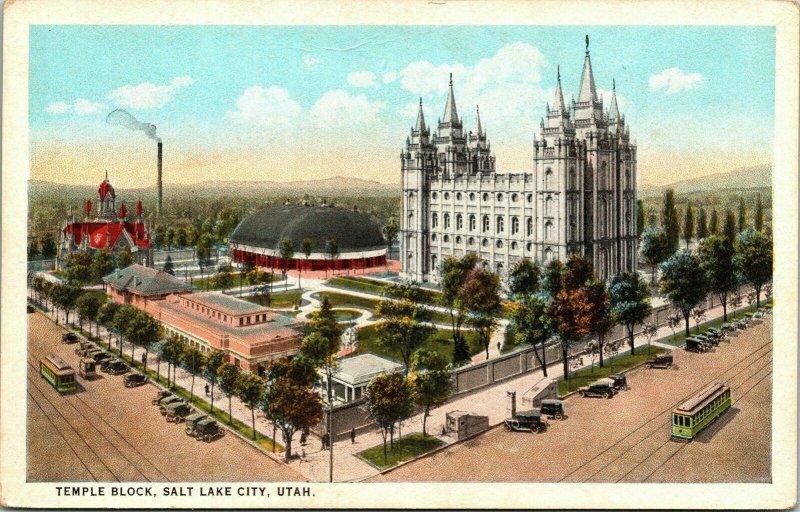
[672,381,731,441]
[40,354,77,394]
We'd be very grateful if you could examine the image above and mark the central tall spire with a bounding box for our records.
[578,35,597,104]
[553,64,566,113]
[415,97,427,133]
[442,73,459,124]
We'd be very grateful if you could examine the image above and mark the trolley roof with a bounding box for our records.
[44,354,73,372]
[675,382,728,415]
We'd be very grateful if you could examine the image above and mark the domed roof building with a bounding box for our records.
[228,204,387,272]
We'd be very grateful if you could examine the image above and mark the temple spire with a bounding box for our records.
[442,73,459,124]
[415,97,427,133]
[475,105,483,136]
[578,35,597,103]
[609,78,620,122]
[553,64,566,113]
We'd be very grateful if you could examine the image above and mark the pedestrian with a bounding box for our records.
[321,433,329,450]
[204,384,210,397]
[350,427,356,444]
[300,432,307,445]
[497,341,501,353]
[141,353,146,365]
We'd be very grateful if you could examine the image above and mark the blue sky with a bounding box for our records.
[30,25,775,187]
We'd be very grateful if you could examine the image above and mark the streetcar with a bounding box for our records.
[40,354,77,394]
[672,381,731,441]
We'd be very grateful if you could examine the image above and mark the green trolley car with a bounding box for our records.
[40,354,77,394]
[672,381,731,441]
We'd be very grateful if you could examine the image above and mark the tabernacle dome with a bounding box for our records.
[228,204,387,271]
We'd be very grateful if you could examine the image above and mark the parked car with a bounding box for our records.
[194,418,225,442]
[61,332,79,344]
[184,413,209,437]
[685,338,710,353]
[104,360,129,375]
[578,379,616,399]
[92,352,114,365]
[647,354,674,369]
[123,373,148,388]
[609,373,628,391]
[27,304,36,314]
[74,341,93,355]
[152,390,172,405]
[159,396,186,414]
[539,399,565,420]
[163,402,192,423]
[504,409,548,433]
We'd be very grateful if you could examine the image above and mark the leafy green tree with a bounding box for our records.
[279,238,295,291]
[382,217,399,263]
[410,349,451,436]
[214,264,234,290]
[609,271,652,355]
[511,295,553,376]
[375,300,435,373]
[117,248,135,268]
[636,199,646,238]
[163,255,175,275]
[204,349,227,413]
[709,209,719,235]
[91,249,115,282]
[366,372,415,464]
[507,257,540,298]
[699,235,738,322]
[696,207,709,240]
[737,197,747,232]
[549,257,594,378]
[186,225,199,246]
[439,253,478,365]
[640,226,672,285]
[76,292,105,336]
[125,310,162,368]
[96,301,121,348]
[461,268,502,359]
[754,193,764,231]
[153,225,167,248]
[217,362,241,425]
[112,305,138,354]
[661,188,680,253]
[161,334,186,388]
[181,345,207,404]
[586,279,614,367]
[196,232,213,280]
[247,268,272,306]
[682,203,695,249]
[28,239,40,259]
[237,372,266,441]
[723,210,737,244]
[325,238,339,278]
[542,259,565,297]
[166,227,177,250]
[176,227,188,248]
[660,250,708,337]
[41,233,57,258]
[54,284,82,325]
[265,361,323,461]
[64,252,93,285]
[734,229,773,306]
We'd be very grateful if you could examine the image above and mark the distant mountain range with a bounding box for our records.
[640,163,772,196]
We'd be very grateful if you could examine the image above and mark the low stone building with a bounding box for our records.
[103,264,194,310]
[322,353,404,404]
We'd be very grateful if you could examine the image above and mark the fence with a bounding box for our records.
[28,259,57,272]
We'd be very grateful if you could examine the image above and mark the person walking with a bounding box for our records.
[204,383,210,397]
[350,428,356,444]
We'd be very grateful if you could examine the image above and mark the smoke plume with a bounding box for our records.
[105,109,161,142]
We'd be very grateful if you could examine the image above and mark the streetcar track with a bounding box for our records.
[558,338,772,482]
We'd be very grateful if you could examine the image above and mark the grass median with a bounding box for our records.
[558,345,666,396]
[357,433,444,470]
[661,298,773,347]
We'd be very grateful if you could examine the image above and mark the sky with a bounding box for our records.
[29,25,775,188]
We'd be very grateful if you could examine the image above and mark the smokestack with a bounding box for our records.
[157,141,163,216]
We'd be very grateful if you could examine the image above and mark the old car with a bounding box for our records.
[27,304,36,314]
[123,373,148,388]
[152,390,172,405]
[61,332,79,344]
[647,354,674,369]
[184,413,209,437]
[578,379,616,399]
[159,396,186,414]
[194,418,225,442]
[104,360,129,375]
[504,409,548,433]
[163,402,192,423]
[74,341,93,355]
[609,373,628,391]
[539,399,565,420]
[78,358,97,379]
[92,351,114,365]
[685,338,710,353]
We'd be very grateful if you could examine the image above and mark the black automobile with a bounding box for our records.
[539,399,565,420]
[27,305,36,314]
[61,332,79,344]
[647,354,673,369]
[92,352,114,365]
[104,360,129,375]
[504,409,548,433]
[152,390,172,405]
[123,373,148,388]
[609,373,628,391]
[578,379,616,399]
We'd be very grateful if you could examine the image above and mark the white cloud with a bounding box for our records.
[228,85,302,127]
[302,55,320,70]
[107,76,194,109]
[649,68,703,94]
[310,90,384,127]
[382,71,398,84]
[347,70,378,88]
[73,98,107,115]
[45,101,72,114]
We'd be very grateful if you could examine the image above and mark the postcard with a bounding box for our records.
[2,0,797,509]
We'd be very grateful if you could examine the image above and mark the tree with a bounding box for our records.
[585,279,614,367]
[163,255,175,275]
[461,268,502,359]
[28,239,40,259]
[410,349,451,436]
[54,284,82,325]
[161,334,186,388]
[511,295,553,376]
[166,227,177,250]
[265,363,323,461]
[639,226,671,285]
[698,235,737,322]
[507,258,540,299]
[542,259,565,298]
[40,233,57,259]
[76,292,104,335]
[382,217,399,265]
[236,372,265,441]
[154,225,167,248]
[176,227,188,248]
[375,300,434,373]
[204,350,226,413]
[659,250,707,337]
[279,238,295,291]
[325,238,339,278]
[64,252,93,285]
[723,210,737,244]
[439,253,478,365]
[125,310,162,368]
[91,249,114,282]
[609,272,651,355]
[737,196,747,232]
[217,362,241,425]
[181,345,207,404]
[709,209,719,235]
[247,268,272,307]
[112,305,138,354]
[754,193,764,231]
[682,203,695,249]
[186,225,199,247]
[214,264,234,291]
[196,232,213,280]
[735,228,773,306]
[691,307,707,333]
[696,207,709,240]
[641,323,658,353]
[301,237,313,288]
[366,372,414,464]
[96,301,121,349]
[666,313,682,342]
[661,188,680,253]
[636,199,646,238]
[117,248,135,268]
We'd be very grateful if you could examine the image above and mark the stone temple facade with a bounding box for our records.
[400,38,638,284]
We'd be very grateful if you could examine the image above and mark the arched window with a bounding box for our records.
[469,214,476,232]
[444,213,450,229]
[407,211,414,226]
[545,168,553,189]
[456,214,463,230]
[431,212,438,228]
[511,193,518,202]
[496,262,504,275]
[482,215,490,232]
[455,236,462,244]
[468,237,475,246]
[482,193,489,202]
[408,190,415,200]
[527,193,533,203]
[545,221,553,241]
[545,196,553,216]
[431,255,438,270]
[496,240,504,249]
[482,260,489,270]
[496,216,505,233]
[432,192,438,200]
[526,242,533,252]
[511,241,518,250]
[456,192,462,201]
[431,233,437,242]
[544,247,554,262]
[526,218,533,236]
[482,238,489,248]
[497,193,504,202]
[469,192,476,201]
[444,192,450,200]
[443,235,450,243]
[511,216,520,235]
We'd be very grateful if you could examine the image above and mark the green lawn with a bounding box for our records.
[558,345,666,396]
[244,289,304,309]
[357,433,443,469]
[332,309,362,323]
[661,298,774,347]
[193,273,280,291]
[316,291,382,311]
[327,276,388,295]
[355,323,484,362]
